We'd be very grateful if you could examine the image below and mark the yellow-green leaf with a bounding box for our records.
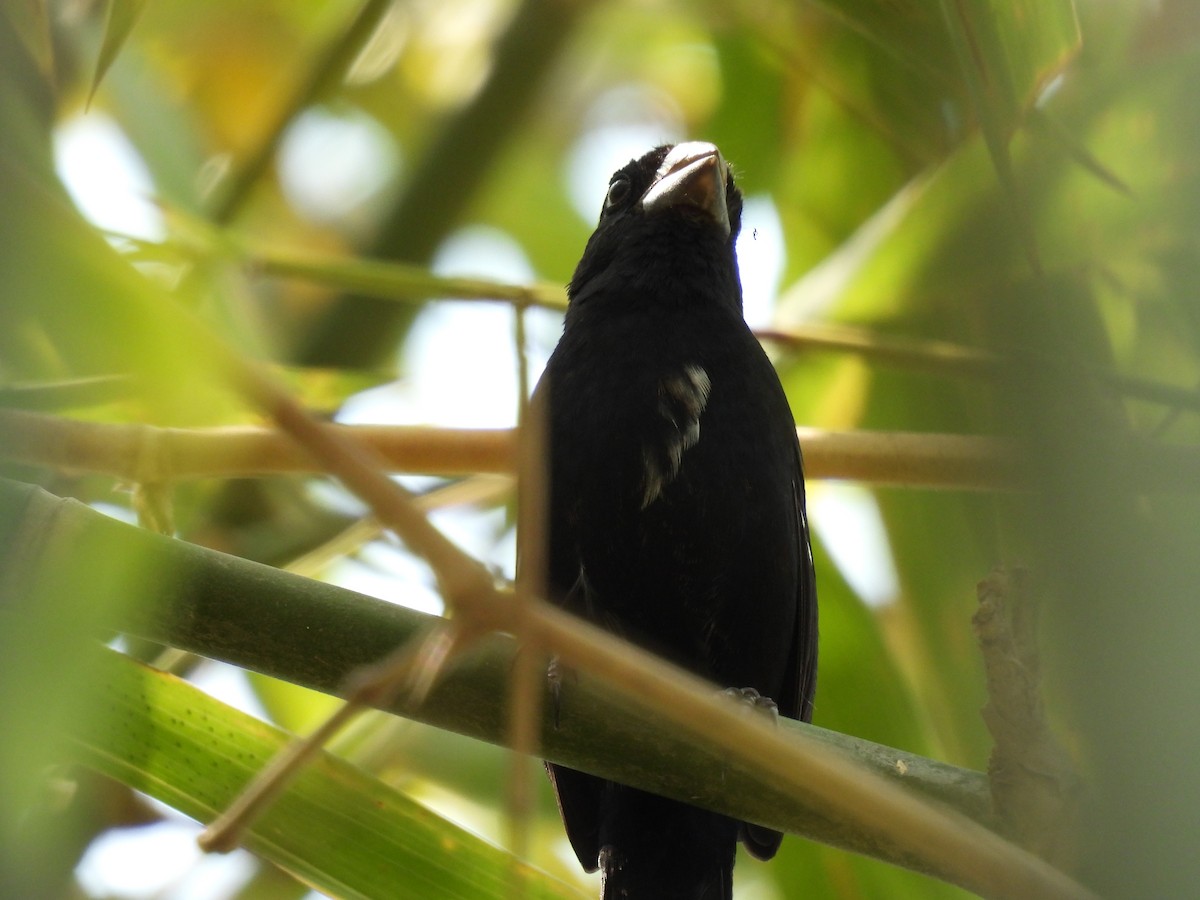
[69,647,584,900]
[2,0,53,77]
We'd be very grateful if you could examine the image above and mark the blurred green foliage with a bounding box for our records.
[2,0,1199,897]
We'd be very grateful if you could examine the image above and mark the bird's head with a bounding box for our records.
[567,142,744,314]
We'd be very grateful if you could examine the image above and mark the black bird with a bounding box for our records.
[533,143,818,899]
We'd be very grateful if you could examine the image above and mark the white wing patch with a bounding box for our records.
[640,364,711,508]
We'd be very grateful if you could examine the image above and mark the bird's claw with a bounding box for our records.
[548,655,565,729]
[721,686,780,724]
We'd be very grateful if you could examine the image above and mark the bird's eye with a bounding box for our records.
[604,176,631,210]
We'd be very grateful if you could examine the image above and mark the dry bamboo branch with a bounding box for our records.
[4,407,1196,492]
[0,408,1020,490]
[0,409,516,480]
[796,427,1023,489]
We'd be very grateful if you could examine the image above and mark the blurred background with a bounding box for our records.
[2,0,1199,897]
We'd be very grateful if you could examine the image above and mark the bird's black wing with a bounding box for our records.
[782,447,819,726]
[528,364,608,873]
[546,755,605,872]
[543,567,608,872]
[739,440,818,860]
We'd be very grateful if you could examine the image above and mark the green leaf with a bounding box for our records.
[69,646,584,900]
[941,0,1081,137]
[938,0,1081,269]
[989,0,1081,114]
[90,0,149,106]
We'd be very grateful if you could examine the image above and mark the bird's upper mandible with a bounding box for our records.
[639,141,731,237]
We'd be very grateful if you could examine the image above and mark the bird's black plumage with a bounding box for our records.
[533,143,817,899]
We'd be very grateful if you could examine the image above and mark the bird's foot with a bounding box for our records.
[721,687,780,725]
[548,655,569,728]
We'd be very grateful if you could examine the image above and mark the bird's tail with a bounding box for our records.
[597,787,738,900]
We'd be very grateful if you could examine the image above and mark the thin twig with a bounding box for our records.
[199,689,368,852]
[505,292,543,879]
[247,246,568,311]
[761,323,1200,414]
[199,620,467,852]
[0,375,134,411]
